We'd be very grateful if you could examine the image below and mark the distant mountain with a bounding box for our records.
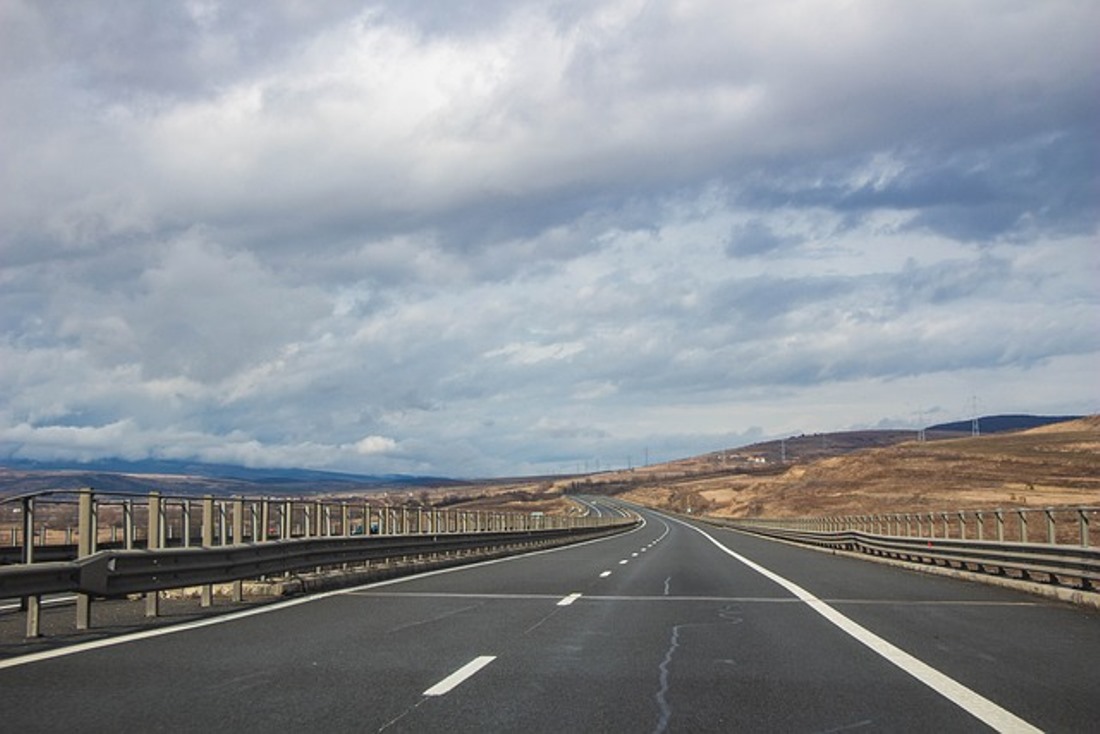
[0,457,453,484]
[0,457,463,498]
[926,414,1082,434]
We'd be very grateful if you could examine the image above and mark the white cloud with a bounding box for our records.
[354,435,398,455]
[0,1,1096,476]
[484,341,585,366]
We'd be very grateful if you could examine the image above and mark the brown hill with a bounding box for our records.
[580,416,1100,518]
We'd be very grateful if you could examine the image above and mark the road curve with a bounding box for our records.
[1,500,1097,732]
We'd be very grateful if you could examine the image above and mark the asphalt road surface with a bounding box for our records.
[2,500,1097,732]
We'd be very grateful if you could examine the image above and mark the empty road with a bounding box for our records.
[2,500,1097,732]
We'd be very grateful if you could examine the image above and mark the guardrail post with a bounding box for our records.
[90,497,100,553]
[1018,510,1028,543]
[218,499,227,545]
[995,509,1005,542]
[121,499,132,549]
[181,500,191,548]
[253,501,261,541]
[1080,509,1090,547]
[260,499,270,542]
[218,500,227,545]
[74,489,95,629]
[976,512,984,540]
[146,491,161,618]
[232,497,245,602]
[22,496,41,638]
[958,512,967,540]
[201,495,214,607]
[1045,509,1055,545]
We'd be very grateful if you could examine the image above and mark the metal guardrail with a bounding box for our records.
[1,527,620,599]
[1,488,596,553]
[732,506,1098,547]
[1,488,638,637]
[708,514,1100,592]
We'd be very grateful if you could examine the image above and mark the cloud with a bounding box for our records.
[354,435,398,455]
[484,341,585,366]
[0,1,1096,476]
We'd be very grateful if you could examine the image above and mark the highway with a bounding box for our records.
[1,500,1097,732]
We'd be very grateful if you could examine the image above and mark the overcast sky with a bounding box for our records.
[1,1,1097,477]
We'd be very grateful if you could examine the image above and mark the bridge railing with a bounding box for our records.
[709,505,1099,595]
[0,489,637,637]
[729,506,1097,547]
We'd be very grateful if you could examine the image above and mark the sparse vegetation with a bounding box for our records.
[605,416,1100,518]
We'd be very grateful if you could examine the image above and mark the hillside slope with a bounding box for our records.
[598,416,1100,517]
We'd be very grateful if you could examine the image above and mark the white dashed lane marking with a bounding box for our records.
[423,656,496,696]
[557,593,582,606]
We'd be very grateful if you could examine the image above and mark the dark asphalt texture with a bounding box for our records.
[1,500,1097,732]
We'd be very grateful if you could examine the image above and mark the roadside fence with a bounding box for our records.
[0,488,637,638]
[709,506,1099,595]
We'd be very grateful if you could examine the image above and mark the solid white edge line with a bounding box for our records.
[423,655,496,696]
[0,517,647,671]
[671,516,1041,734]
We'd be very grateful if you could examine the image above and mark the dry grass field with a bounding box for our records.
[572,416,1100,518]
[387,416,1099,522]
